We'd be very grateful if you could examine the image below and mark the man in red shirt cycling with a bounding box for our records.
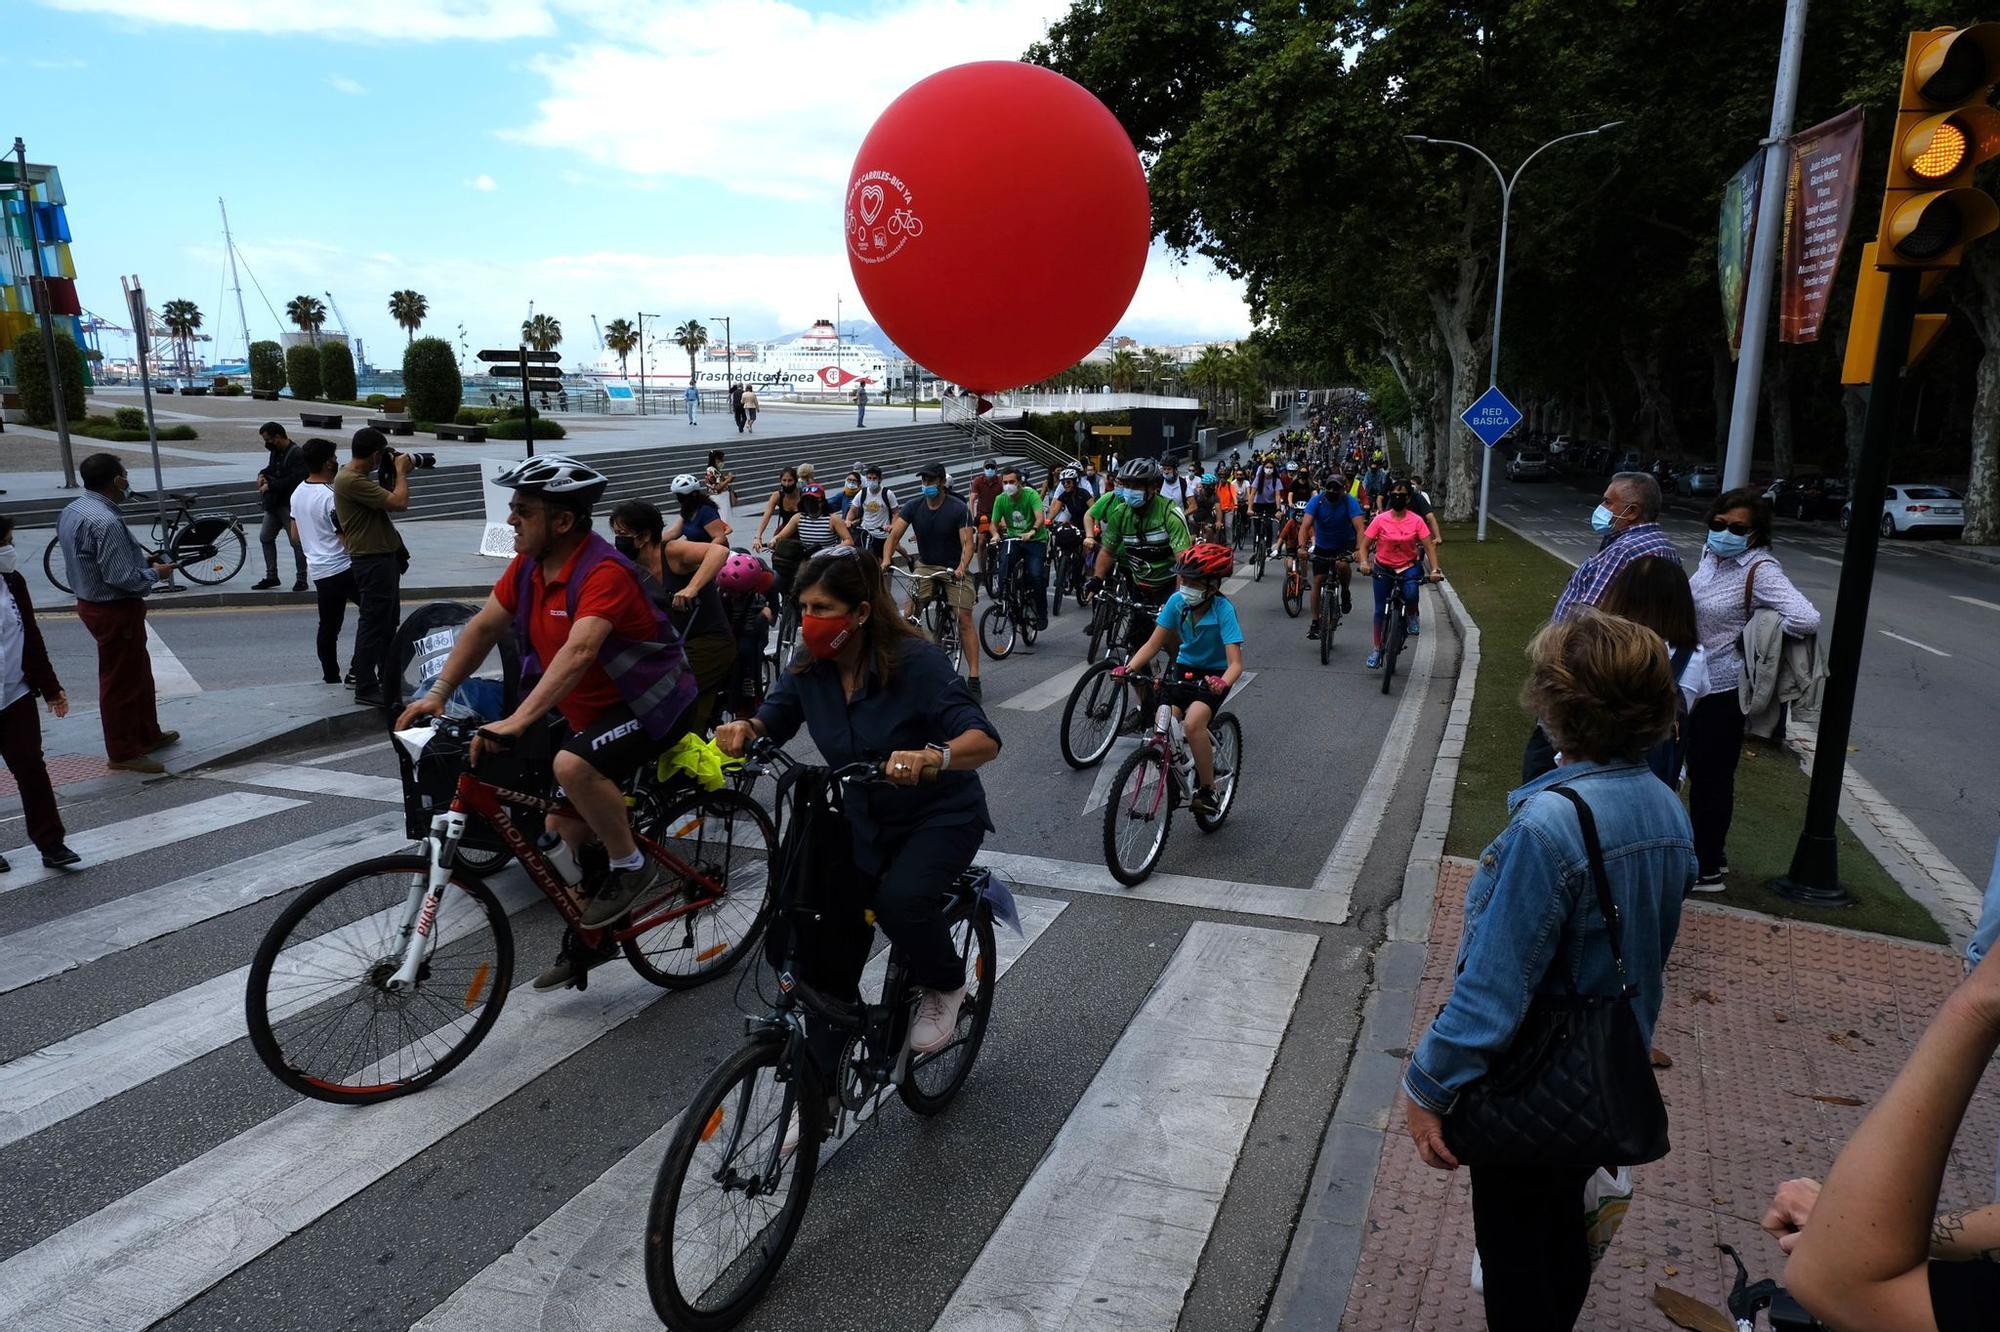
[396,455,698,987]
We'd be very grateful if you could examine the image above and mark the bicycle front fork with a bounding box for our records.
[387,810,467,991]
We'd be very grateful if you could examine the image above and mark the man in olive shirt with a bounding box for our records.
[334,428,412,707]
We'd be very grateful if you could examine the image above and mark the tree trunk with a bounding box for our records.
[1623,339,1681,456]
[1764,346,1794,479]
[1960,243,2000,543]
[1428,219,1490,521]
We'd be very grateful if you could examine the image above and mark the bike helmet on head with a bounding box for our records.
[1058,467,1080,481]
[1116,456,1164,486]
[669,473,707,497]
[1178,542,1234,581]
[492,454,609,508]
[718,551,774,596]
[1200,473,1218,486]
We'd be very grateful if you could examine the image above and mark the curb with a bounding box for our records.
[1265,569,1481,1331]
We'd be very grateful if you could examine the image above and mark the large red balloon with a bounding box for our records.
[844,61,1150,393]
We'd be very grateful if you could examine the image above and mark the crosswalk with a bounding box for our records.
[0,736,1335,1332]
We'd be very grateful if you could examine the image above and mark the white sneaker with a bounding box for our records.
[910,985,967,1055]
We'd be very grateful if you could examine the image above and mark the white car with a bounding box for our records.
[1840,484,1966,538]
[1506,451,1550,481]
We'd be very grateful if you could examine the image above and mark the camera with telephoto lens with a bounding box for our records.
[378,447,437,488]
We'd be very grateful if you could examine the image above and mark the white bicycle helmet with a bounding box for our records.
[492,454,609,507]
[1058,467,1080,481]
[670,473,708,497]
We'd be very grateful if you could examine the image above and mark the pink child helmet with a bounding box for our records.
[718,551,774,596]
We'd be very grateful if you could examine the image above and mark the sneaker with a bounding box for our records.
[1307,620,1321,640]
[1407,618,1421,638]
[39,844,80,869]
[1366,650,1383,669]
[581,859,660,927]
[251,577,281,590]
[145,729,180,754]
[532,951,582,991]
[1692,870,1728,893]
[292,579,309,592]
[353,688,388,708]
[909,985,967,1054]
[1341,588,1353,614]
[108,756,166,774]
[1190,785,1219,816]
[966,677,983,702]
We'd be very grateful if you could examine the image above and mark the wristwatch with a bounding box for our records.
[927,742,952,772]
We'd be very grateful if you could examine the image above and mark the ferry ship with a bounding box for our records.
[586,319,893,394]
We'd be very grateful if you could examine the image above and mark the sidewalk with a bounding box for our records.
[1330,858,1992,1331]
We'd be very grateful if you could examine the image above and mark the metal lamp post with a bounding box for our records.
[636,311,664,415]
[1403,122,1623,541]
[3,139,77,488]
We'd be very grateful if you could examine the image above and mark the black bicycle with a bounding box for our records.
[978,538,1042,660]
[644,742,1003,1330]
[1716,1243,1823,1330]
[1311,552,1352,666]
[1249,509,1275,582]
[1376,563,1439,695]
[45,490,248,593]
[1048,526,1084,617]
[1083,566,1143,665]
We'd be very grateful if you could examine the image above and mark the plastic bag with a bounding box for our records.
[1469,1167,1633,1294]
[655,733,741,792]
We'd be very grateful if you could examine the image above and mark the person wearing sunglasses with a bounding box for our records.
[1685,488,1821,890]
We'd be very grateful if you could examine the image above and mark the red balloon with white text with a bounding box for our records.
[844,61,1151,393]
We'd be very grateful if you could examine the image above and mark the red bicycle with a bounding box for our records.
[244,714,777,1104]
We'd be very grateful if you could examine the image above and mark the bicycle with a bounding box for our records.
[1249,509,1275,582]
[1102,671,1242,885]
[644,741,1004,1330]
[1716,1242,1823,1330]
[1047,525,1083,618]
[978,538,1043,660]
[1059,645,1163,770]
[243,714,777,1104]
[1281,548,1306,620]
[1311,551,1353,666]
[890,565,966,676]
[45,489,248,593]
[1377,563,1440,696]
[1082,565,1143,665]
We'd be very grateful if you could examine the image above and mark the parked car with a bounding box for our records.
[1506,450,1551,481]
[1769,473,1850,521]
[1678,464,1722,499]
[1841,484,1966,538]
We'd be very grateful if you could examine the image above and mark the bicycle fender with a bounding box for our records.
[975,869,1023,937]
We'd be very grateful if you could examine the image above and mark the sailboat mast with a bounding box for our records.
[220,198,251,362]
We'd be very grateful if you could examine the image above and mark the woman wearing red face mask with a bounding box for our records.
[713,546,1001,1054]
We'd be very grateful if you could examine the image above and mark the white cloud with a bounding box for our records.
[328,74,366,95]
[510,0,1061,201]
[34,0,554,41]
[468,174,499,192]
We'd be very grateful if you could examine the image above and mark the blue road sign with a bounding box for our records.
[1461,386,1523,448]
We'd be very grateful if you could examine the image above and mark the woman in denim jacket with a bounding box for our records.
[1403,607,1698,1331]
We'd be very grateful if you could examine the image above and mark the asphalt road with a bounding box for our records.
[1487,472,2000,886]
[0,534,1460,1331]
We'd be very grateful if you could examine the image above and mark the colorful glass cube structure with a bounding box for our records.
[0,159,88,388]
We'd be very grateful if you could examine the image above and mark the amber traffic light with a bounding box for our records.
[1876,23,2000,269]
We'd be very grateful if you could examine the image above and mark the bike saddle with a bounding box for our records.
[171,491,202,503]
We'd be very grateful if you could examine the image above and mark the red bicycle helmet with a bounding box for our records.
[1178,541,1234,581]
[718,551,773,596]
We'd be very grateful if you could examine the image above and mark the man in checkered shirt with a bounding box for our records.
[1552,471,1681,622]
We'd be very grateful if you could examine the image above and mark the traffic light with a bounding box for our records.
[1840,243,1948,384]
[1876,23,2000,269]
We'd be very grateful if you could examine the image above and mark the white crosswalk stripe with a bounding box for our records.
[199,760,404,803]
[0,792,302,896]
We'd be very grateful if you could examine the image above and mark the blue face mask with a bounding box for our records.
[1706,529,1750,559]
[922,484,940,499]
[1116,486,1146,508]
[1589,504,1618,535]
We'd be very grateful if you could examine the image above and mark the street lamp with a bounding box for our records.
[1403,121,1623,540]
[635,311,663,415]
[2,138,77,488]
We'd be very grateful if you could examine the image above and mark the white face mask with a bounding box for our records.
[1002,482,1020,496]
[0,546,16,577]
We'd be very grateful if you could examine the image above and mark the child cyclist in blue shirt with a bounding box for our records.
[1114,542,1243,816]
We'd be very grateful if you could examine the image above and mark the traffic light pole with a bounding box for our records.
[1770,264,1919,906]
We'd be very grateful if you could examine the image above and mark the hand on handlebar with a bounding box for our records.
[1760,1177,1820,1255]
[470,715,528,768]
[713,720,756,758]
[1204,675,1229,696]
[394,694,445,733]
[884,748,941,787]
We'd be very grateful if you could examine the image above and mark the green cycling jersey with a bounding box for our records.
[1097,494,1193,587]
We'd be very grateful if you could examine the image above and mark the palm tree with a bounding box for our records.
[522,313,562,353]
[1189,345,1230,415]
[1108,348,1142,392]
[603,318,638,376]
[159,299,202,379]
[387,290,429,344]
[286,294,327,345]
[672,320,709,383]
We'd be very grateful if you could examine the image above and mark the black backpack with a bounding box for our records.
[762,764,857,972]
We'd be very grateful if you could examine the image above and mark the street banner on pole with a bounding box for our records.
[1779,106,1866,344]
[1718,151,1764,358]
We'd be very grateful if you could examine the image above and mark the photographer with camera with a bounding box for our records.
[335,428,412,708]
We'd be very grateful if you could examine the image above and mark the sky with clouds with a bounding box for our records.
[10,0,1252,373]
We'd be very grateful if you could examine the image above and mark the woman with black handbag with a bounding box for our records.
[1402,607,1699,1330]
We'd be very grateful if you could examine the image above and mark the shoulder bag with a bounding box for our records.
[1441,785,1670,1169]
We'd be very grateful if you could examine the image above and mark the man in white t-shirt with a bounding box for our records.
[847,462,900,558]
[288,438,357,684]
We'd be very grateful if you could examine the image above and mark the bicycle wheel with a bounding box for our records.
[1282,569,1303,618]
[1085,595,1109,663]
[1103,744,1172,886]
[453,838,512,876]
[1059,658,1129,769]
[1319,589,1334,666]
[43,535,72,596]
[1194,713,1242,834]
[978,603,1016,661]
[244,854,513,1104]
[646,1035,821,1331]
[1381,600,1407,695]
[1019,596,1039,647]
[173,517,248,585]
[624,787,777,988]
[1253,533,1267,582]
[1050,549,1072,617]
[901,905,997,1115]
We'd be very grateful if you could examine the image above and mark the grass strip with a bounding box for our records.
[1442,519,1942,944]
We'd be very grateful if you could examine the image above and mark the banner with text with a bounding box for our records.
[1780,107,1866,344]
[1718,151,1763,358]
